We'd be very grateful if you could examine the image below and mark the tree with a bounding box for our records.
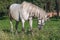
[0,0,60,17]
[55,0,59,17]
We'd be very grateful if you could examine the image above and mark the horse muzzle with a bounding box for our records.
[38,24,44,30]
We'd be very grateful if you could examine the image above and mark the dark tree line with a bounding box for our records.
[0,0,60,17]
[55,0,59,17]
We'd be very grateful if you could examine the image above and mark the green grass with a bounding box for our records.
[0,16,60,40]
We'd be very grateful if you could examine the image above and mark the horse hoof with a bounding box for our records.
[10,30,14,34]
[29,29,33,32]
[22,28,25,32]
[15,31,18,35]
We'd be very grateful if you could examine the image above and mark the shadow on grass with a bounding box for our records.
[2,29,10,33]
[25,30,33,35]
[2,29,32,35]
[0,16,8,20]
[50,16,60,21]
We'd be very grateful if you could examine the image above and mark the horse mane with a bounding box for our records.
[21,1,47,19]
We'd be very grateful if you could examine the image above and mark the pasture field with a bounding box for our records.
[0,16,60,40]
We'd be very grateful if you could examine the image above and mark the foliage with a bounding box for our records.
[0,0,60,16]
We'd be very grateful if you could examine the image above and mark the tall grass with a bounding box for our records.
[0,16,60,40]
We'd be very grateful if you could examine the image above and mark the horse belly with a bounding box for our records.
[20,11,29,20]
[10,10,19,21]
[23,13,29,20]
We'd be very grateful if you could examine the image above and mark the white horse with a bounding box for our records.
[9,4,21,33]
[20,1,49,31]
[9,2,49,33]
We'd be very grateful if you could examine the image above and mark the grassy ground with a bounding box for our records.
[0,16,60,40]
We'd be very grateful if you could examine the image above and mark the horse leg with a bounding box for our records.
[29,17,33,32]
[42,19,45,25]
[38,18,43,30]
[21,19,25,32]
[15,21,19,34]
[10,19,13,33]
